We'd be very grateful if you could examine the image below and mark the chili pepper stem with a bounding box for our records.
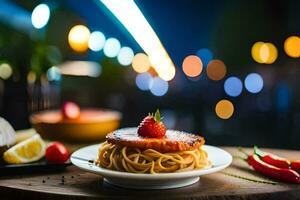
[253,145,265,157]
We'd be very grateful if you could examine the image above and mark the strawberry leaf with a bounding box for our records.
[154,109,161,122]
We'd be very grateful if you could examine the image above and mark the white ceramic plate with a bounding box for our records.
[71,144,232,189]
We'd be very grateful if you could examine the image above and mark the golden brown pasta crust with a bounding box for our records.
[106,128,205,153]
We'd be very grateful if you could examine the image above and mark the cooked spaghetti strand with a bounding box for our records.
[95,142,211,174]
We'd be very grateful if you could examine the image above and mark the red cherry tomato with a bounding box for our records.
[46,142,70,163]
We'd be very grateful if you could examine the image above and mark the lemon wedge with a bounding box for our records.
[3,134,46,164]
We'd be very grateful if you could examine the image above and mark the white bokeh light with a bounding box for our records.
[88,31,106,52]
[103,38,121,58]
[117,47,134,66]
[31,4,50,29]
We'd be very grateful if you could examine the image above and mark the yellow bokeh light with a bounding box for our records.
[284,36,300,58]
[182,55,203,77]
[0,63,13,80]
[68,25,90,52]
[27,71,36,84]
[259,43,270,63]
[265,43,277,64]
[132,53,151,73]
[251,42,277,64]
[215,99,234,119]
[206,59,227,81]
[251,42,264,64]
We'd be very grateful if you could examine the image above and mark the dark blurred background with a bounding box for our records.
[0,0,300,149]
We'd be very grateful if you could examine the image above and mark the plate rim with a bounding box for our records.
[71,143,232,180]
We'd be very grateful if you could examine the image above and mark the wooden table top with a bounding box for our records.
[0,147,300,200]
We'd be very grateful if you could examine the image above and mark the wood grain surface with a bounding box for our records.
[0,147,299,200]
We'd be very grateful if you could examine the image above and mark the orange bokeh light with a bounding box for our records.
[215,99,234,119]
[206,59,227,81]
[182,55,203,77]
[132,53,151,73]
[284,36,300,58]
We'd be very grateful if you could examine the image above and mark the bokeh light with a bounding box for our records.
[117,47,134,66]
[259,43,269,63]
[215,99,234,119]
[88,31,106,52]
[150,77,169,96]
[47,66,61,81]
[58,61,101,77]
[31,4,50,29]
[244,73,264,93]
[284,36,300,58]
[196,48,213,67]
[68,25,90,52]
[224,76,243,97]
[135,72,152,91]
[206,59,227,81]
[182,55,203,77]
[0,63,13,80]
[157,61,176,81]
[103,38,121,58]
[264,43,277,64]
[251,42,264,63]
[148,53,176,81]
[27,71,36,84]
[251,42,277,64]
[132,53,151,73]
[99,0,176,82]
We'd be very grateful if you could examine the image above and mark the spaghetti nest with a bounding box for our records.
[95,142,211,174]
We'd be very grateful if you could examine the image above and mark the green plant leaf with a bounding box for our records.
[154,109,161,122]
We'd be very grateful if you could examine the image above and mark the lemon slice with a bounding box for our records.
[3,134,46,164]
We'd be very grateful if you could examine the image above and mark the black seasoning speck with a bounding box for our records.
[71,175,74,179]
[47,177,50,179]
[42,180,45,183]
[62,176,65,178]
[28,183,32,186]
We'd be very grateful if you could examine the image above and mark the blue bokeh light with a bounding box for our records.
[117,47,134,66]
[135,72,153,91]
[47,66,61,81]
[224,76,243,97]
[196,48,213,67]
[244,73,264,93]
[150,77,169,96]
[103,38,121,58]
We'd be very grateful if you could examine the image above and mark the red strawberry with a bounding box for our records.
[137,109,166,138]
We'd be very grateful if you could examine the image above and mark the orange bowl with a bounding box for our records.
[30,109,121,143]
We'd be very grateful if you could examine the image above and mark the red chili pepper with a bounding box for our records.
[254,146,300,174]
[291,161,300,174]
[248,154,300,184]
